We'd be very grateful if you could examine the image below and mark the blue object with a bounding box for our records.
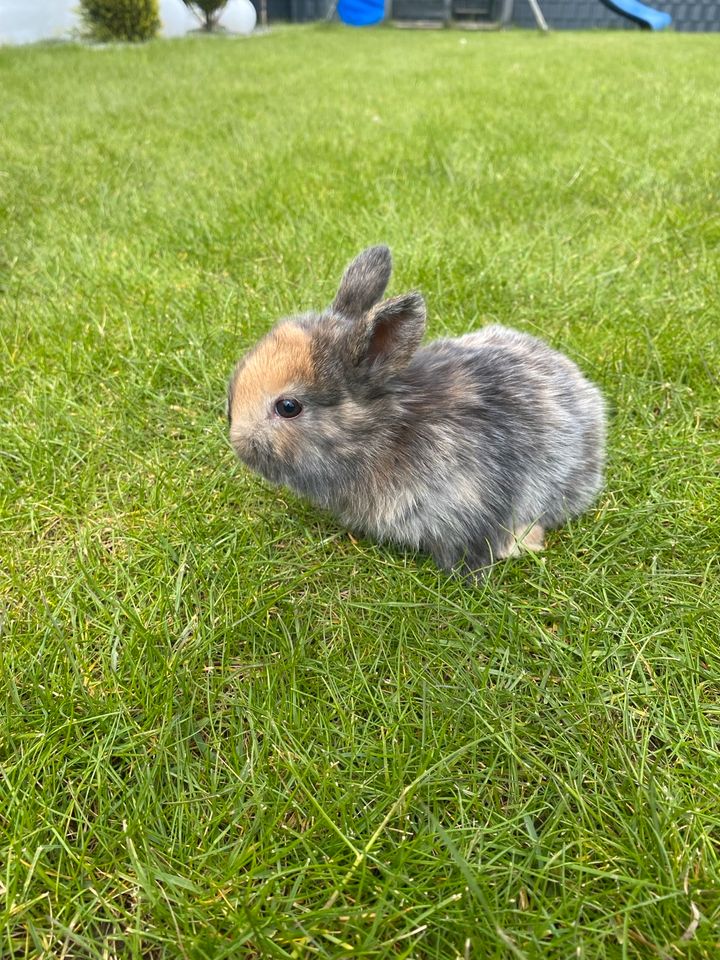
[599,0,672,30]
[337,0,385,26]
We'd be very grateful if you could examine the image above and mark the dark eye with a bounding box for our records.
[274,397,303,419]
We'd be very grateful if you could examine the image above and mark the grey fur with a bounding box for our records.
[228,248,606,577]
[332,245,392,319]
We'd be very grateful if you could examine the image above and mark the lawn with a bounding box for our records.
[1,22,719,959]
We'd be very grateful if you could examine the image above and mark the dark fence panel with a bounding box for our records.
[393,0,447,19]
[511,0,720,31]
[250,0,332,21]
[255,0,720,29]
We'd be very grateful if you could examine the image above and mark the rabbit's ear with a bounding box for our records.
[353,293,426,372]
[332,246,392,319]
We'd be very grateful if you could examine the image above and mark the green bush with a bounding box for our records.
[80,0,160,42]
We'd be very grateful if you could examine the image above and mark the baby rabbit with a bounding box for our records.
[227,246,605,577]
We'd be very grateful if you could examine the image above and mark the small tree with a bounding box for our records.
[181,0,230,31]
[80,0,160,41]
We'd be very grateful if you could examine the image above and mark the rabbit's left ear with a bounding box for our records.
[332,246,392,319]
[352,293,426,372]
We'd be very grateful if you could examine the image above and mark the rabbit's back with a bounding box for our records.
[413,324,605,530]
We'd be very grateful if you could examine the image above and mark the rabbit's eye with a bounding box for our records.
[275,397,303,419]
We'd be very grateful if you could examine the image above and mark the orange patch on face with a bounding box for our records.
[229,323,314,429]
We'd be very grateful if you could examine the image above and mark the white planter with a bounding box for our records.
[218,0,257,34]
[161,0,257,36]
[159,0,199,36]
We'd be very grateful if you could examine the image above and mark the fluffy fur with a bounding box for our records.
[227,246,606,576]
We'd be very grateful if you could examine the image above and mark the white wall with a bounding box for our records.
[0,0,254,45]
[0,0,79,44]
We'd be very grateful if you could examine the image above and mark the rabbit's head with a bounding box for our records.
[227,246,426,504]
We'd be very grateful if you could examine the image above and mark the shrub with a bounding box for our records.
[80,0,161,42]
[181,1,229,32]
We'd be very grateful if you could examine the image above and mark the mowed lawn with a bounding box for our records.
[1,23,719,959]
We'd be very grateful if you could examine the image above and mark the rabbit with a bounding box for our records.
[227,246,606,577]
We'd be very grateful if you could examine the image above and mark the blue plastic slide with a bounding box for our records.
[599,0,671,30]
[337,0,385,26]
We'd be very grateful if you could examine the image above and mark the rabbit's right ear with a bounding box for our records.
[332,246,392,319]
[350,292,426,373]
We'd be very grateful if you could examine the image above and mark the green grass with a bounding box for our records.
[1,23,719,959]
